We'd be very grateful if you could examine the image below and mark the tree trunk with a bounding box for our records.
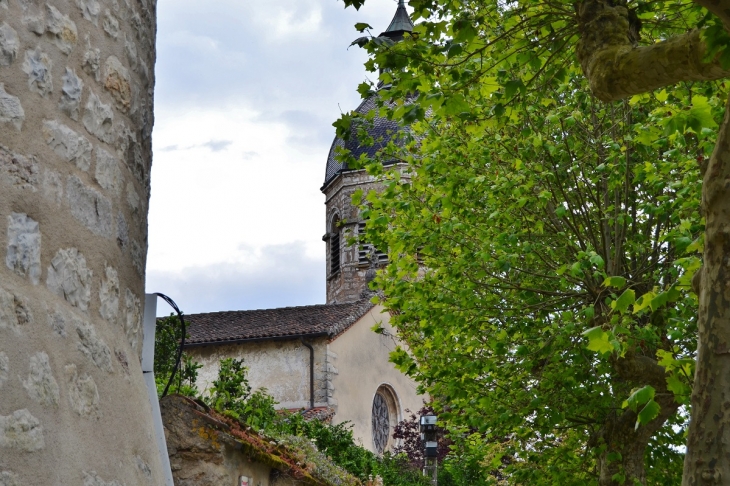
[575,0,730,482]
[682,92,730,486]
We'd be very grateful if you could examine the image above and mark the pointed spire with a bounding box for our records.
[383,0,414,36]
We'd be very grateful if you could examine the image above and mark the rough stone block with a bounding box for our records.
[42,168,63,204]
[126,183,140,213]
[0,352,8,389]
[59,68,83,120]
[22,352,60,407]
[22,47,53,97]
[99,264,119,323]
[124,33,137,71]
[66,364,100,417]
[124,289,141,359]
[116,212,128,250]
[103,56,131,111]
[0,146,37,188]
[0,287,32,331]
[131,239,143,274]
[0,84,25,130]
[82,91,114,143]
[18,0,44,34]
[46,247,92,311]
[0,470,19,486]
[67,176,113,238]
[48,309,66,337]
[45,5,77,54]
[6,213,41,284]
[82,37,100,81]
[102,9,119,38]
[43,120,92,171]
[76,0,100,25]
[75,320,113,372]
[0,409,44,452]
[83,471,122,486]
[95,147,122,195]
[0,23,19,66]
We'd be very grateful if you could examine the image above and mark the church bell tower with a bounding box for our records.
[321,1,414,304]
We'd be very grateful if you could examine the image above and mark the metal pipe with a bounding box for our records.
[301,339,315,410]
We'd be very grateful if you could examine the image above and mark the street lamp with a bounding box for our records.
[420,415,438,485]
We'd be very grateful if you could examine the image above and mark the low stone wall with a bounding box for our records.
[161,394,361,486]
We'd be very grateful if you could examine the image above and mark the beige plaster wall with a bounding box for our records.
[0,0,162,483]
[189,338,330,410]
[328,305,424,452]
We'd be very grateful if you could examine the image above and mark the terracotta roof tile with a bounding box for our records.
[182,300,375,346]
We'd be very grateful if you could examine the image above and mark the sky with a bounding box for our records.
[146,0,401,315]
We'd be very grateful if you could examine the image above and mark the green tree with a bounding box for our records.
[337,0,730,483]
[154,314,202,397]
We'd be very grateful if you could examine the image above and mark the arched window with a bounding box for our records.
[330,215,341,275]
[371,384,400,454]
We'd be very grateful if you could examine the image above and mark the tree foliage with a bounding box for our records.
[336,0,730,483]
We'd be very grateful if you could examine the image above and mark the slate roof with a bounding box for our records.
[183,300,375,347]
[323,94,407,187]
[383,0,414,36]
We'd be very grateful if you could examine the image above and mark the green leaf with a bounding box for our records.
[603,276,627,288]
[583,326,614,354]
[354,22,372,32]
[636,399,661,430]
[624,385,655,411]
[613,289,636,313]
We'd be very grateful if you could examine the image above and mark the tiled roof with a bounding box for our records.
[182,300,375,346]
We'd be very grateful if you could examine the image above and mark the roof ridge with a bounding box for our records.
[184,299,369,317]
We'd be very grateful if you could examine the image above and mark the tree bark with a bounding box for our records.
[575,0,730,483]
[682,92,730,486]
[575,0,730,103]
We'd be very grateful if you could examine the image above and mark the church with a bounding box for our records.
[183,1,423,455]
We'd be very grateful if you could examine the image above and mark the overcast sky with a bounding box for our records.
[146,0,400,315]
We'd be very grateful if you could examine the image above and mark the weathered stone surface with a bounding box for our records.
[42,168,63,204]
[124,289,141,359]
[66,364,100,417]
[76,0,101,26]
[0,287,32,331]
[22,352,60,407]
[0,409,44,452]
[99,265,119,323]
[102,10,119,38]
[76,320,112,372]
[103,56,131,110]
[0,23,19,66]
[0,84,24,130]
[135,456,152,479]
[0,470,19,486]
[124,33,137,71]
[116,212,128,250]
[46,248,92,311]
[67,175,113,238]
[45,5,77,55]
[95,147,122,195]
[82,37,101,81]
[43,120,92,171]
[82,91,114,143]
[59,68,83,120]
[83,471,121,486]
[126,183,140,213]
[48,309,66,337]
[18,0,44,34]
[22,48,53,97]
[0,352,8,389]
[6,213,41,284]
[0,146,36,188]
[131,239,143,275]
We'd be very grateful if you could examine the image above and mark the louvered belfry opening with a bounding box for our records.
[330,217,341,275]
[357,221,388,265]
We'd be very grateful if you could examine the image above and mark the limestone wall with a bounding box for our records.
[328,305,423,453]
[189,338,330,410]
[0,0,162,483]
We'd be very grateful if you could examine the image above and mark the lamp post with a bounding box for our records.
[420,415,438,485]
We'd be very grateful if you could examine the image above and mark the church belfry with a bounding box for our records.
[321,1,413,304]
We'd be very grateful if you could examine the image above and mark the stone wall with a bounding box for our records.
[0,0,161,483]
[189,338,330,410]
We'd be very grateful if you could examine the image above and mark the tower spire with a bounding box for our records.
[382,0,414,38]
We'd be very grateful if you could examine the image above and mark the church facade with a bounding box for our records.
[184,1,423,454]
